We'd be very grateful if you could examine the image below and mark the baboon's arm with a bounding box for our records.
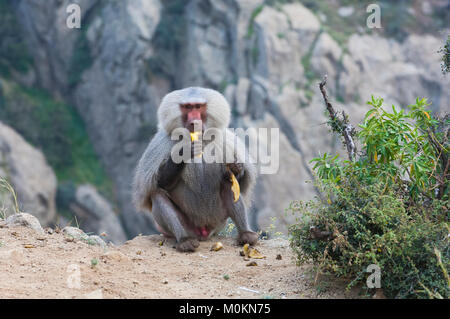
[157,157,185,190]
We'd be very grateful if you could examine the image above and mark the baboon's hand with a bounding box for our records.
[238,231,258,246]
[176,238,200,252]
[227,163,244,179]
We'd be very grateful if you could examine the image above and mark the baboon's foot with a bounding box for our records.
[176,238,200,252]
[237,231,258,246]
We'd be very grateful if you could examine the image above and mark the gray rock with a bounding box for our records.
[69,184,127,244]
[62,226,106,248]
[62,226,85,239]
[5,213,44,234]
[14,0,100,96]
[0,122,57,226]
[235,78,251,115]
[311,33,343,95]
[338,6,354,17]
[86,235,107,248]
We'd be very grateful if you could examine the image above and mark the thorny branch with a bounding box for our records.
[427,114,449,199]
[319,75,357,161]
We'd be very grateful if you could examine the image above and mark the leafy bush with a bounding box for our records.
[289,96,449,298]
[440,35,450,75]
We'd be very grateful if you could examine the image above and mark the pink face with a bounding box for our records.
[180,103,207,132]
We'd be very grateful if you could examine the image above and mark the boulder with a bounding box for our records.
[0,122,57,226]
[5,212,44,234]
[62,226,106,248]
[69,184,127,244]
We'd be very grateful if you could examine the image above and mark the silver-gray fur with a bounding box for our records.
[132,87,258,250]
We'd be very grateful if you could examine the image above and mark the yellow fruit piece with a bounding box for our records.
[210,242,224,251]
[242,243,266,259]
[190,132,203,158]
[229,170,240,203]
[190,131,200,142]
[248,247,266,259]
[243,243,250,256]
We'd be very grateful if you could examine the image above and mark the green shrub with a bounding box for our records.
[288,96,449,298]
[440,35,450,75]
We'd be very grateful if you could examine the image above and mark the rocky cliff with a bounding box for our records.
[1,0,448,239]
[0,122,57,226]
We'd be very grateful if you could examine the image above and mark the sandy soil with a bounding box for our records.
[0,225,360,299]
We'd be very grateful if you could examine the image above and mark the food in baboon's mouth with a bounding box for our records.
[190,131,200,141]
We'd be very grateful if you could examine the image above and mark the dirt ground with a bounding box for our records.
[0,225,361,299]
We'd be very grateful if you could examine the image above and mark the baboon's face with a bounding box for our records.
[180,103,207,133]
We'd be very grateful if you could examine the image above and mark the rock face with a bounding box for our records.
[10,1,450,235]
[5,213,45,234]
[62,226,106,248]
[0,122,57,226]
[69,184,127,244]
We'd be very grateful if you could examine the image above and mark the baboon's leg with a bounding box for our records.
[220,182,258,245]
[151,191,199,252]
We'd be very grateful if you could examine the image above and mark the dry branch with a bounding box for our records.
[319,75,357,161]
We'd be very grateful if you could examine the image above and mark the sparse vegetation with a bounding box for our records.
[0,177,20,216]
[218,218,237,237]
[0,80,113,201]
[440,35,450,75]
[91,258,99,267]
[258,216,284,240]
[246,4,265,39]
